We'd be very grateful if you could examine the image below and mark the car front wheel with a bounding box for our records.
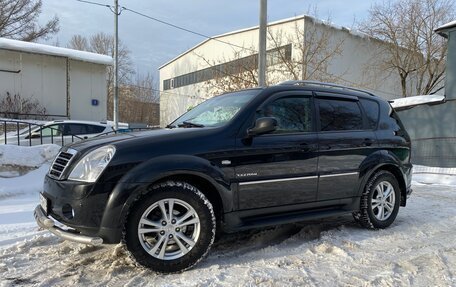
[123,181,216,273]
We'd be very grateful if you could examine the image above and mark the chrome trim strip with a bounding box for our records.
[34,205,103,245]
[319,172,359,178]
[239,175,318,186]
[48,148,78,180]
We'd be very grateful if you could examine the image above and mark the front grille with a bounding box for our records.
[49,149,77,180]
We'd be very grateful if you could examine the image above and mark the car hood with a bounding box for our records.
[66,128,217,153]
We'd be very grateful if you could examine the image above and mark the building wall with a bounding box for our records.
[446,30,456,99]
[68,60,107,121]
[0,49,67,117]
[0,49,108,121]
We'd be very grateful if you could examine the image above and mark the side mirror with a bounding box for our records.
[247,117,278,136]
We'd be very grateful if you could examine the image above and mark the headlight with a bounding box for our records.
[68,145,115,182]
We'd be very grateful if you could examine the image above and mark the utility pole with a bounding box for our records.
[258,0,267,87]
[113,0,119,130]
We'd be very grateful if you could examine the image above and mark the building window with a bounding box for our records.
[163,44,292,90]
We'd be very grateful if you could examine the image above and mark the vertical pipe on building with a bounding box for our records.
[66,58,70,119]
[258,0,267,87]
[113,0,119,130]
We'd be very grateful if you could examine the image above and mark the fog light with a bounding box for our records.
[62,204,74,219]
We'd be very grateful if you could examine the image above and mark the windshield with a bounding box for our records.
[170,89,260,128]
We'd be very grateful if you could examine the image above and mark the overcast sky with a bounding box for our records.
[40,0,375,78]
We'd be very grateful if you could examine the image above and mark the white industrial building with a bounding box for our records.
[0,38,112,121]
[159,15,417,126]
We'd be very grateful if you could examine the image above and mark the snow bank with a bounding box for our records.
[412,164,456,186]
[0,165,50,199]
[0,144,60,168]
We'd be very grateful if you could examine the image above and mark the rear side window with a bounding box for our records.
[86,125,106,134]
[65,124,87,135]
[258,96,312,134]
[359,99,379,129]
[318,98,363,131]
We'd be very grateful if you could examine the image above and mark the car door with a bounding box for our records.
[234,92,319,210]
[315,92,377,201]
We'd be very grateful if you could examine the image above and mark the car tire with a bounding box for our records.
[353,170,401,229]
[123,181,216,273]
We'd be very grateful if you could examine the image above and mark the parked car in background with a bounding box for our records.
[0,120,114,146]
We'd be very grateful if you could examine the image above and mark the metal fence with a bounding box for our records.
[0,120,84,146]
[411,137,456,175]
[0,119,158,146]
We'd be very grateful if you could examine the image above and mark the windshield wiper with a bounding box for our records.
[178,121,205,128]
[166,124,176,129]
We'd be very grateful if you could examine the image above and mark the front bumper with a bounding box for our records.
[34,205,103,245]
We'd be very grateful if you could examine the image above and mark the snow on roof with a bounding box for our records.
[435,20,456,38]
[0,38,113,65]
[390,95,445,109]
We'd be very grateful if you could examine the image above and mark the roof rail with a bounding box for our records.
[278,80,377,97]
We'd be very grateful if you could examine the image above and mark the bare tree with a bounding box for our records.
[67,35,88,51]
[359,0,454,97]
[0,0,59,41]
[0,92,47,119]
[130,72,159,103]
[67,33,134,86]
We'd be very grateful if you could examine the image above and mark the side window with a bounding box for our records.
[258,96,312,134]
[86,125,106,134]
[65,124,88,135]
[359,98,379,129]
[318,98,363,131]
[40,124,62,137]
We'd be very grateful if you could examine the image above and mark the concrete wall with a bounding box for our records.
[397,100,456,167]
[0,50,67,116]
[446,30,456,99]
[68,60,107,121]
[0,49,108,121]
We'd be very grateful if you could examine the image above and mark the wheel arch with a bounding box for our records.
[358,151,408,207]
[359,163,407,207]
[99,155,232,241]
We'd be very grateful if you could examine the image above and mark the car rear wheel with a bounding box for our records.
[123,181,216,273]
[353,170,401,229]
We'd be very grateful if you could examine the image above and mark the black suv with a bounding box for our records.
[35,81,412,273]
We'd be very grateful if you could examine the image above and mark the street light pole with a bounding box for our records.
[258,0,267,87]
[113,0,119,130]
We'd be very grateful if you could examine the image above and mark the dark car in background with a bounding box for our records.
[35,81,412,273]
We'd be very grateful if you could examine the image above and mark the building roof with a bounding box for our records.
[435,20,456,38]
[0,38,113,65]
[158,15,371,70]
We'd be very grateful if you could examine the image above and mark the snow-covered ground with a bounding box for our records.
[1,145,456,286]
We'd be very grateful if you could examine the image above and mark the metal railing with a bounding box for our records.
[0,119,160,146]
[1,120,83,146]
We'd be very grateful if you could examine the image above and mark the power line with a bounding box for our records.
[76,0,111,8]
